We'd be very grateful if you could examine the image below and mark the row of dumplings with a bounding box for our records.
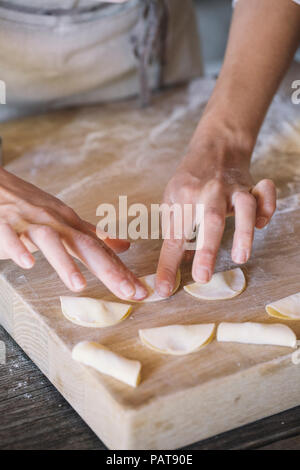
[60,267,300,388]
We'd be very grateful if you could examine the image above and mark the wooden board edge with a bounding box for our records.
[1,273,300,449]
[0,275,133,449]
[124,354,300,449]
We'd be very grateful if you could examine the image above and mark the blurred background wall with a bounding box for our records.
[194,0,300,77]
[194,0,233,77]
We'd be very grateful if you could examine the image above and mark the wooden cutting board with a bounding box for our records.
[1,79,300,450]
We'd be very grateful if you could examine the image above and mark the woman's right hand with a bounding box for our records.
[0,168,148,301]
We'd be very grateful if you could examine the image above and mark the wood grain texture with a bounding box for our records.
[1,323,300,450]
[2,327,300,451]
[0,325,105,450]
[0,79,300,449]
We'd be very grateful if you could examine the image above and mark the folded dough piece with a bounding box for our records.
[135,270,181,303]
[139,323,215,355]
[72,341,141,387]
[266,293,300,320]
[184,268,245,300]
[217,322,297,348]
[60,296,132,328]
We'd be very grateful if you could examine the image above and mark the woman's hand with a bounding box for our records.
[156,123,276,297]
[155,0,300,297]
[0,168,148,301]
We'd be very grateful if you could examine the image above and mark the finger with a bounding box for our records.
[27,225,87,292]
[53,204,131,254]
[75,219,131,254]
[156,198,197,296]
[101,237,131,254]
[56,202,131,253]
[0,223,35,268]
[251,179,276,229]
[61,227,148,301]
[192,203,226,283]
[19,234,39,253]
[231,191,256,264]
[156,238,185,297]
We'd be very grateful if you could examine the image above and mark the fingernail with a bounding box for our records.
[256,217,267,229]
[233,249,247,264]
[157,281,172,298]
[71,273,86,290]
[133,284,148,300]
[196,267,210,283]
[20,253,34,269]
[120,280,135,298]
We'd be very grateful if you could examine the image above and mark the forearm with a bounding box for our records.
[193,0,300,154]
[157,0,295,290]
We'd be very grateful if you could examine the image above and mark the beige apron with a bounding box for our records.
[0,0,202,121]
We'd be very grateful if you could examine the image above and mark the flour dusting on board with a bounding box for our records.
[252,119,300,207]
[149,79,214,142]
[276,193,300,214]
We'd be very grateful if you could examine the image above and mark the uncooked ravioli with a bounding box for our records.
[217,322,297,348]
[266,293,300,320]
[139,323,215,355]
[184,268,245,300]
[60,296,132,327]
[72,341,141,387]
[135,270,181,303]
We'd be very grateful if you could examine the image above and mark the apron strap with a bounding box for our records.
[131,0,169,107]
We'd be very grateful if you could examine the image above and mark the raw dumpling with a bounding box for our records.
[217,322,297,348]
[184,268,245,300]
[139,323,215,355]
[266,293,300,320]
[135,270,181,303]
[60,296,132,327]
[72,341,141,387]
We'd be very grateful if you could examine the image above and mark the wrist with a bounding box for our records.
[181,111,256,180]
[198,80,262,150]
[189,109,256,165]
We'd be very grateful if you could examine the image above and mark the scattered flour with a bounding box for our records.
[276,193,300,214]
[149,78,214,142]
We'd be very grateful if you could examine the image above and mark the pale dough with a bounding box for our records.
[139,323,215,355]
[134,270,181,303]
[292,348,300,365]
[217,322,297,348]
[72,341,141,387]
[60,296,132,328]
[184,268,246,300]
[266,293,300,320]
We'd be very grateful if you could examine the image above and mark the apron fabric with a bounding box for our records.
[0,0,203,121]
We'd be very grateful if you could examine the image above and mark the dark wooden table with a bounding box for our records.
[1,324,300,450]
